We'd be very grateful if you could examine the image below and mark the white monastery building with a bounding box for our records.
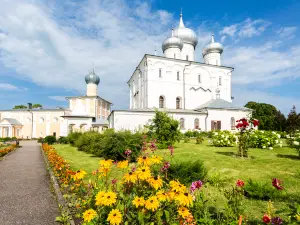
[0,12,251,138]
[109,12,251,132]
[0,70,111,139]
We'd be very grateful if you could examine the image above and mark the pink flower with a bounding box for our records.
[112,178,117,185]
[190,180,203,192]
[125,149,132,156]
[236,179,245,187]
[168,145,174,157]
[160,161,170,172]
[272,178,284,190]
[262,214,271,224]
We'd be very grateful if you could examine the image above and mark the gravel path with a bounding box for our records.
[0,141,59,224]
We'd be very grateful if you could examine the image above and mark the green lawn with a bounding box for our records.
[53,139,300,221]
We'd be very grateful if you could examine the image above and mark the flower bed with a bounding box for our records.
[211,131,237,147]
[0,144,17,158]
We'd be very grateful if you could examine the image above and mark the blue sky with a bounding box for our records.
[0,0,299,114]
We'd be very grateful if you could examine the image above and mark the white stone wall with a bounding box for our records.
[164,48,181,59]
[180,43,195,61]
[128,56,232,110]
[203,52,222,66]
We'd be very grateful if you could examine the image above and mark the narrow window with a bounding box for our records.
[219,76,222,86]
[194,119,199,129]
[231,117,235,130]
[174,53,176,58]
[176,97,181,109]
[177,71,180,80]
[186,55,189,61]
[198,74,201,83]
[180,118,185,129]
[159,96,164,108]
[159,68,162,78]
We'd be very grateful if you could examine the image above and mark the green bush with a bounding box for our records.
[44,135,57,145]
[196,135,204,144]
[168,160,207,185]
[211,131,237,147]
[57,136,69,144]
[37,137,44,143]
[67,132,83,146]
[183,136,190,143]
[243,179,282,200]
[249,130,281,149]
[75,131,101,153]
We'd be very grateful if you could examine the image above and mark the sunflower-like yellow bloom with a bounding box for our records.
[123,171,138,183]
[99,159,114,168]
[175,192,193,207]
[137,156,152,166]
[117,160,128,169]
[169,180,186,193]
[177,207,190,218]
[107,209,122,225]
[103,192,117,206]
[73,170,87,181]
[166,191,176,201]
[136,166,151,180]
[95,191,106,206]
[295,214,300,221]
[147,176,163,190]
[132,196,145,208]
[150,155,162,164]
[82,209,97,222]
[156,190,168,202]
[145,196,160,212]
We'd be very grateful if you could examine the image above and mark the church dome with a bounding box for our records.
[85,70,100,85]
[173,13,198,48]
[162,29,183,52]
[202,34,223,56]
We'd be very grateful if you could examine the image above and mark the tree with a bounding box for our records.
[244,101,286,131]
[147,110,181,147]
[32,104,42,108]
[286,105,300,135]
[13,105,27,109]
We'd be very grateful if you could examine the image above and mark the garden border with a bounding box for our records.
[0,145,18,161]
[40,144,76,225]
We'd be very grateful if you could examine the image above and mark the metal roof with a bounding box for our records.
[111,108,206,114]
[0,118,22,125]
[194,99,251,111]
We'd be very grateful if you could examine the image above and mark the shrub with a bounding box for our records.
[168,160,207,185]
[184,130,194,138]
[37,137,44,143]
[243,179,282,200]
[211,131,237,147]
[196,135,204,144]
[67,132,83,146]
[249,130,281,149]
[183,136,190,143]
[44,135,57,145]
[288,135,300,157]
[75,131,101,153]
[57,136,69,144]
[147,110,181,148]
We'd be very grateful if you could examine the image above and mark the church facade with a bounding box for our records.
[109,13,251,132]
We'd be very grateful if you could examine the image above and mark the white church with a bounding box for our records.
[109,12,251,132]
[0,12,251,139]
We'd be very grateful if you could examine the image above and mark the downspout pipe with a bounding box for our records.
[183,62,192,109]
[204,108,209,132]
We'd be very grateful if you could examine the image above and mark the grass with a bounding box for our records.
[52,139,300,221]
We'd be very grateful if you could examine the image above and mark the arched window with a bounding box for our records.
[80,124,87,132]
[194,118,199,129]
[186,55,189,61]
[198,74,201,83]
[68,124,75,133]
[177,71,180,80]
[180,118,185,129]
[231,117,235,130]
[39,117,45,123]
[53,117,58,123]
[159,96,165,108]
[159,68,162,78]
[176,97,181,109]
[219,76,222,86]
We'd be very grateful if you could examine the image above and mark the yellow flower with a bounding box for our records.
[107,209,122,225]
[137,156,152,166]
[147,176,163,190]
[150,155,162,164]
[296,214,300,221]
[103,192,117,206]
[99,159,114,168]
[169,180,186,193]
[136,166,151,180]
[95,191,106,206]
[132,196,145,208]
[166,191,176,201]
[82,209,97,222]
[117,160,128,169]
[178,207,190,218]
[73,170,87,181]
[156,190,167,202]
[123,172,138,183]
[175,192,193,207]
[145,196,160,211]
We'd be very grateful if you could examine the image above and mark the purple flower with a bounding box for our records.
[272,178,284,190]
[190,180,203,192]
[125,149,132,156]
[112,178,117,185]
[131,167,136,172]
[271,217,283,225]
[160,161,170,172]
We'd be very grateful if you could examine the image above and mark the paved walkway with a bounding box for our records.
[0,141,59,224]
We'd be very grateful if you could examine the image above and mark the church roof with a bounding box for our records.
[0,118,22,125]
[111,108,206,114]
[92,118,109,125]
[194,99,251,111]
[65,96,112,104]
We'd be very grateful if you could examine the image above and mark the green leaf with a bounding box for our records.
[164,210,170,222]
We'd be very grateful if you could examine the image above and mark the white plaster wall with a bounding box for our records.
[180,43,195,61]
[203,52,222,66]
[110,111,206,132]
[164,48,181,59]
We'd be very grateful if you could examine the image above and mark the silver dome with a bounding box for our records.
[173,13,198,48]
[162,29,183,52]
[85,70,100,85]
[202,34,223,56]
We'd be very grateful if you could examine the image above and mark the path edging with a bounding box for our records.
[41,144,76,225]
[0,146,18,161]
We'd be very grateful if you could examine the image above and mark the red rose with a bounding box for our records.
[236,179,245,187]
[262,214,271,224]
[253,119,259,127]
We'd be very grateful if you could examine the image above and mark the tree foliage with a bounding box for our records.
[13,105,27,109]
[245,101,286,131]
[32,104,42,108]
[147,110,181,147]
[286,105,300,135]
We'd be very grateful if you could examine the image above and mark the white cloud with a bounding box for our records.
[277,26,297,39]
[48,96,67,102]
[0,83,18,90]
